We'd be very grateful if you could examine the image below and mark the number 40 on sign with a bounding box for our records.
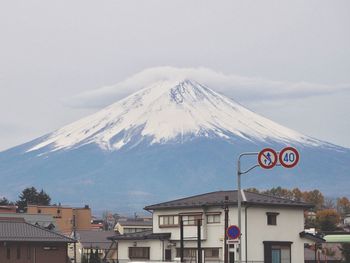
[279,147,299,168]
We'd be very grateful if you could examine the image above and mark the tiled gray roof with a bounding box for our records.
[0,213,57,229]
[118,220,152,227]
[109,230,171,241]
[76,230,115,250]
[0,220,75,243]
[144,190,313,210]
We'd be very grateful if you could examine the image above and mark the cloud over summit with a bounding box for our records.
[66,67,350,109]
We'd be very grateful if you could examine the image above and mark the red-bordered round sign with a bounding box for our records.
[258,148,278,169]
[227,225,240,240]
[279,147,299,168]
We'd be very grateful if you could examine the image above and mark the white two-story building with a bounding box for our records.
[109,190,315,263]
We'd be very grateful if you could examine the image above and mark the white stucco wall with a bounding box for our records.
[243,206,305,262]
[151,205,305,263]
[118,239,167,262]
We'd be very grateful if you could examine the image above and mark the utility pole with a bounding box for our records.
[197,219,202,263]
[73,214,77,263]
[224,196,229,263]
[180,216,184,263]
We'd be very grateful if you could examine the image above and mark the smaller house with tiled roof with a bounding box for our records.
[0,218,75,263]
[109,190,314,263]
[114,218,153,234]
[68,230,117,263]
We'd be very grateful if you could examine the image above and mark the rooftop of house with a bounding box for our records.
[75,230,115,249]
[0,205,17,212]
[109,230,171,241]
[0,218,75,243]
[0,213,57,229]
[27,204,90,209]
[145,190,313,210]
[117,219,153,227]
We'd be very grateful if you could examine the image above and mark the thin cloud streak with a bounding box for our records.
[65,67,350,109]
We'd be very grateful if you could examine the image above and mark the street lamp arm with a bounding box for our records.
[240,164,260,175]
[238,152,259,160]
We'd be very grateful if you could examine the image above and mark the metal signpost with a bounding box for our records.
[236,146,299,263]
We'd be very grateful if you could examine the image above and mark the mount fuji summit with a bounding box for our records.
[1,79,349,212]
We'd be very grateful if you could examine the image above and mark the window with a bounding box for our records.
[124,227,149,233]
[266,212,279,225]
[159,215,178,227]
[207,214,220,224]
[6,247,10,259]
[128,247,150,259]
[204,248,220,259]
[38,209,41,214]
[181,214,202,225]
[271,246,290,263]
[176,248,197,258]
[124,228,136,233]
[17,246,21,259]
[264,241,291,263]
[272,249,280,263]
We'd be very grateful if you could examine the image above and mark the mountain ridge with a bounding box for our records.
[26,79,326,154]
[0,79,349,212]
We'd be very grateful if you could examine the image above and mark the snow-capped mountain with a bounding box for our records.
[0,79,349,213]
[28,79,322,153]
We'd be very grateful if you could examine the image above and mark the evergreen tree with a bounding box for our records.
[0,197,13,205]
[37,189,51,205]
[16,187,51,212]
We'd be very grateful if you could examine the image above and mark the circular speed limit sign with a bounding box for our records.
[279,147,299,168]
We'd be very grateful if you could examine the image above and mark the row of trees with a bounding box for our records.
[247,186,350,215]
[0,187,51,212]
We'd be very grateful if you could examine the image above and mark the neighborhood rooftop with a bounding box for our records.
[109,230,171,241]
[76,230,115,250]
[144,190,313,210]
[118,220,153,226]
[0,219,75,243]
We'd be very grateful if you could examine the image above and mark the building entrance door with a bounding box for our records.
[165,249,171,261]
[229,251,235,263]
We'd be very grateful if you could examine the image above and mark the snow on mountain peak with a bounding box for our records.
[28,79,322,153]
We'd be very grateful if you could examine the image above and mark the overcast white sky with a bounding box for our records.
[0,0,349,151]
